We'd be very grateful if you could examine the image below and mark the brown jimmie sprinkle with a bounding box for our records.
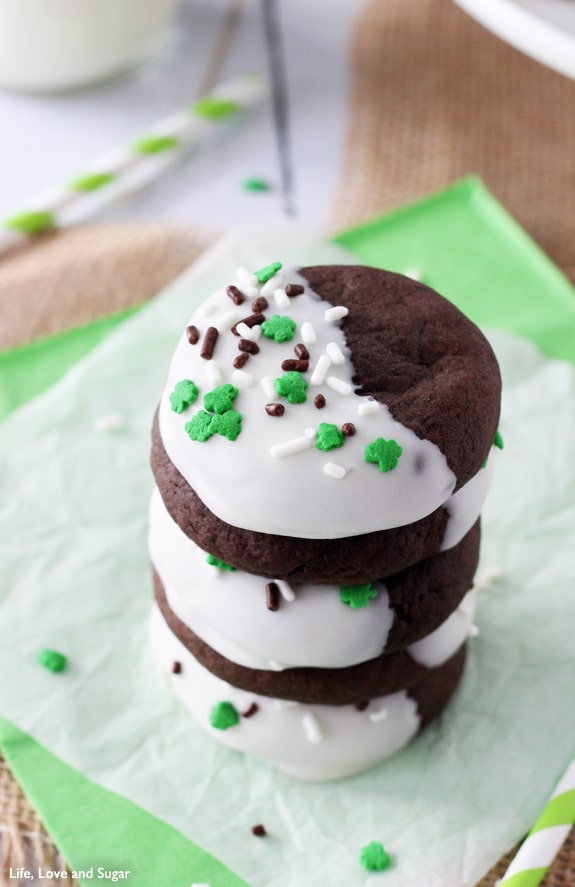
[265,403,285,417]
[200,326,218,359]
[186,325,200,345]
[355,701,369,711]
[226,285,245,305]
[172,661,182,675]
[233,352,250,369]
[231,312,265,336]
[251,296,268,313]
[251,824,267,837]
[281,358,309,372]
[242,703,259,718]
[314,394,326,409]
[342,422,356,436]
[239,338,260,354]
[266,582,281,611]
[285,283,304,296]
[294,343,310,360]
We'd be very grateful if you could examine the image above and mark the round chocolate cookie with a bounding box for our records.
[154,568,470,706]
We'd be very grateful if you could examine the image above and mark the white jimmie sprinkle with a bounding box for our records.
[302,713,324,744]
[274,287,290,308]
[310,354,331,385]
[301,321,317,345]
[205,360,223,387]
[327,376,352,395]
[232,369,253,389]
[274,699,298,711]
[357,399,379,416]
[304,426,316,439]
[268,659,285,671]
[468,624,480,638]
[235,321,262,341]
[275,579,295,602]
[270,436,312,458]
[324,462,347,479]
[326,341,345,365]
[95,413,124,432]
[261,376,276,398]
[368,707,388,723]
[261,272,283,296]
[196,300,218,319]
[324,305,348,323]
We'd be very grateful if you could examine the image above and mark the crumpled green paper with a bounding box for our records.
[1,222,575,887]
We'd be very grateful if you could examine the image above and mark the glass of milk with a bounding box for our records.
[0,0,178,93]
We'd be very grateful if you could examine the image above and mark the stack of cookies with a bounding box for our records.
[149,263,501,780]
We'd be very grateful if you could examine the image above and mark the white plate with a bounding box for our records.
[453,0,575,79]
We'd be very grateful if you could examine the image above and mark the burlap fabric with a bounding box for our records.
[2,0,575,883]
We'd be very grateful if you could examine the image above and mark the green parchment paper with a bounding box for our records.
[1,181,575,887]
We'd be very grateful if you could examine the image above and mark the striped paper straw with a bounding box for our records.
[499,759,575,887]
[0,71,265,255]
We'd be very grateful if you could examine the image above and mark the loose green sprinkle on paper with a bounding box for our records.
[262,314,296,343]
[133,135,180,155]
[316,423,344,452]
[206,554,236,571]
[210,701,240,730]
[254,261,282,284]
[37,649,68,673]
[169,379,199,413]
[70,172,116,193]
[364,437,403,472]
[185,411,214,442]
[274,372,309,404]
[192,97,239,120]
[243,177,271,192]
[494,430,504,450]
[340,584,378,609]
[6,210,55,236]
[210,410,243,441]
[204,383,239,415]
[359,841,391,872]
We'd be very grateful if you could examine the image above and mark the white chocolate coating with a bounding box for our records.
[150,605,421,781]
[150,488,478,672]
[158,267,458,538]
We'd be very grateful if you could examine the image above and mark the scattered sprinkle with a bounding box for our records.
[204,383,238,414]
[95,413,124,432]
[261,376,276,398]
[185,411,214,442]
[265,403,285,417]
[314,394,326,409]
[274,288,290,308]
[235,321,262,341]
[340,583,378,608]
[206,554,236,571]
[226,284,245,305]
[238,338,260,355]
[360,841,391,872]
[266,582,281,611]
[210,701,240,731]
[316,422,345,451]
[236,267,249,282]
[172,661,182,674]
[364,437,403,472]
[270,436,312,458]
[458,599,474,616]
[186,324,200,344]
[324,305,349,323]
[310,354,332,385]
[232,312,265,335]
[37,649,67,673]
[210,410,243,440]
[200,326,219,360]
[192,96,239,119]
[196,300,218,318]
[274,371,309,404]
[251,296,269,313]
[285,283,304,297]
[357,399,379,416]
[262,274,283,296]
[268,659,285,671]
[205,360,223,387]
[301,322,317,345]
[232,369,254,389]
[302,713,323,744]
[294,343,310,360]
[245,273,258,287]
[133,134,180,155]
[6,209,55,236]
[368,707,388,723]
[254,261,282,284]
[304,427,316,439]
[170,379,199,413]
[262,314,296,343]
[326,342,345,365]
[281,358,309,372]
[468,624,480,637]
[274,699,298,710]
[327,376,352,396]
[276,579,295,602]
[251,824,267,837]
[405,266,423,281]
[233,352,250,369]
[242,703,259,718]
[70,171,116,192]
[243,177,270,192]
[216,309,242,332]
[342,422,356,436]
[324,462,346,479]
[494,430,504,450]
[355,701,369,711]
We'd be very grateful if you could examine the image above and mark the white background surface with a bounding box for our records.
[0,0,361,233]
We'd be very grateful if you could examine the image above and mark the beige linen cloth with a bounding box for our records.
[1,0,574,884]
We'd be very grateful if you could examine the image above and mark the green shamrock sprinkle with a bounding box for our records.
[316,423,344,452]
[494,430,504,450]
[359,842,391,872]
[192,97,239,120]
[37,648,68,673]
[210,701,240,730]
[262,314,296,343]
[254,261,282,284]
[170,379,199,413]
[185,411,214,442]
[243,177,270,192]
[210,410,243,441]
[274,371,309,404]
[340,584,378,609]
[206,554,236,571]
[133,134,180,155]
[6,210,55,236]
[204,383,239,414]
[364,437,403,472]
[70,172,116,192]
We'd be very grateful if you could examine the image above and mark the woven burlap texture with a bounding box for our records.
[2,0,575,883]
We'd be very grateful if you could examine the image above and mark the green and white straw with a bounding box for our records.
[498,759,575,887]
[0,72,265,254]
